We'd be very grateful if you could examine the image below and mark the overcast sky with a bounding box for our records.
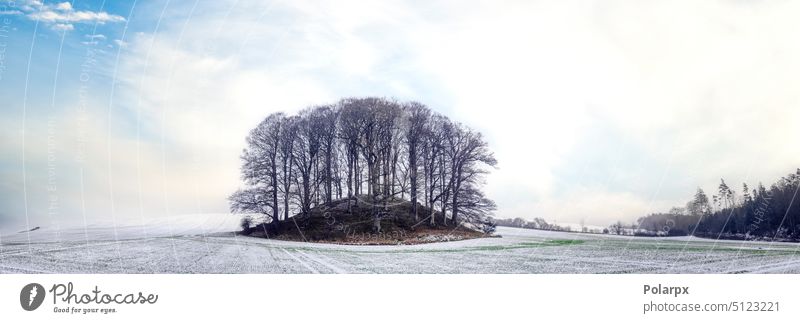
[2,0,800,232]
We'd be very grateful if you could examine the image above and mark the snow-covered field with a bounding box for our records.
[3,215,800,273]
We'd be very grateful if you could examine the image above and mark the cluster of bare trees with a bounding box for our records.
[230,97,497,233]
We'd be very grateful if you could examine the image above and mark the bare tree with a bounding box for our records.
[232,113,283,228]
[421,114,448,226]
[316,105,338,205]
[456,184,497,232]
[375,100,402,206]
[446,124,497,226]
[610,221,625,235]
[403,102,430,221]
[229,186,273,216]
[278,115,298,220]
[293,108,323,216]
[338,99,366,211]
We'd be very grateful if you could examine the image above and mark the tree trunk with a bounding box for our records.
[451,184,459,227]
[440,156,448,226]
[271,156,279,229]
[282,156,291,221]
[429,203,436,226]
[410,147,418,221]
[325,146,333,204]
[346,155,353,213]
[373,212,381,233]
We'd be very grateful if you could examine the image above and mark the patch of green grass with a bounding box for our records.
[598,241,797,255]
[547,239,584,246]
[446,239,585,252]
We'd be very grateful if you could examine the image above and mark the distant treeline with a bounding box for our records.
[493,217,604,234]
[634,168,800,241]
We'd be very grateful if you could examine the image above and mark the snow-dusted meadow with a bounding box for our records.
[2,215,800,274]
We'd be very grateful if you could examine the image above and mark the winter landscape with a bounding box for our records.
[3,1,800,277]
[3,215,800,274]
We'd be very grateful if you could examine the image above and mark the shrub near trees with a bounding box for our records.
[229,97,498,234]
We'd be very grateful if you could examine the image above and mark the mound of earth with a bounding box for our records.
[244,196,492,245]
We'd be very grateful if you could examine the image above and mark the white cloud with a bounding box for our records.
[51,23,73,31]
[84,33,105,40]
[55,2,72,11]
[82,34,106,45]
[28,9,125,24]
[19,0,43,12]
[0,10,23,15]
[13,0,125,32]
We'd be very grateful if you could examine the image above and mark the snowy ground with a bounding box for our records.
[3,215,800,273]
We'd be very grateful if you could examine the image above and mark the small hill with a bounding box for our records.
[244,196,493,245]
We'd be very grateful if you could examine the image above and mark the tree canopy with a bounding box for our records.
[230,97,497,234]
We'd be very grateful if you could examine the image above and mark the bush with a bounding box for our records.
[240,215,253,234]
[481,221,497,234]
[666,228,688,236]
